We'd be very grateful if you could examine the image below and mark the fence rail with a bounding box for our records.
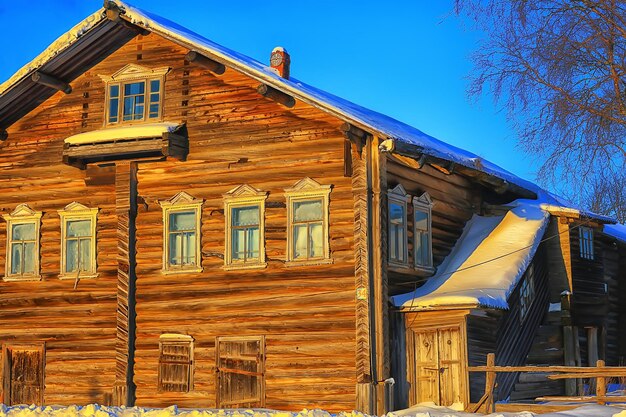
[467,353,626,413]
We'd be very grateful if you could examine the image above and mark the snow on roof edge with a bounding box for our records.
[604,223,626,244]
[393,201,550,311]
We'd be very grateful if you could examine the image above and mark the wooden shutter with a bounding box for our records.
[158,335,193,392]
[216,336,265,408]
[4,346,44,406]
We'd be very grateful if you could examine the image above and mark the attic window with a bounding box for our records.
[102,64,169,126]
[579,226,594,260]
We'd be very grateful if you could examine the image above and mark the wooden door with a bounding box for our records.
[4,347,44,405]
[408,327,465,407]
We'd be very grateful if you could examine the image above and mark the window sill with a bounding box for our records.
[161,267,203,275]
[223,262,268,271]
[59,273,98,280]
[3,275,42,282]
[414,265,436,275]
[285,258,333,268]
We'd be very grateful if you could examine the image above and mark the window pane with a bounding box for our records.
[67,220,90,237]
[293,224,308,259]
[169,233,182,265]
[149,104,159,119]
[110,84,119,98]
[293,200,323,221]
[66,239,78,272]
[390,203,404,224]
[80,239,91,271]
[309,222,323,258]
[415,231,430,266]
[11,243,22,274]
[415,210,428,231]
[184,232,196,265]
[23,242,35,274]
[232,206,259,226]
[12,223,35,240]
[232,229,246,260]
[150,93,160,103]
[390,225,398,260]
[150,80,160,93]
[109,98,119,123]
[247,227,260,259]
[169,212,196,231]
[125,82,145,95]
[123,97,134,119]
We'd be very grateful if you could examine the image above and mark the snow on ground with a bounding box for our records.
[2,404,626,417]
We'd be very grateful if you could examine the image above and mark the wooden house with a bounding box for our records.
[0,1,624,414]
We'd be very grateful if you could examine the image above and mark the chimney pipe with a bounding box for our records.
[270,47,290,79]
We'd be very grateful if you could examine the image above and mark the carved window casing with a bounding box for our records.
[158,334,194,392]
[101,64,169,126]
[3,204,42,281]
[223,185,268,270]
[58,202,98,279]
[388,184,410,266]
[413,192,433,269]
[284,178,332,266]
[159,192,203,273]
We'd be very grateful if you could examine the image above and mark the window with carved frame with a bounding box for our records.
[58,202,98,279]
[223,185,268,270]
[159,192,203,273]
[388,184,409,266]
[3,204,42,281]
[284,178,332,265]
[413,192,433,269]
[101,64,169,126]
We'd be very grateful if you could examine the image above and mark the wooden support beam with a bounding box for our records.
[257,84,295,108]
[185,51,226,75]
[0,130,7,141]
[341,122,368,139]
[104,1,150,35]
[31,71,72,94]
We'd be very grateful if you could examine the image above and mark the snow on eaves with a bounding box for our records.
[604,223,626,244]
[0,1,616,224]
[392,201,550,311]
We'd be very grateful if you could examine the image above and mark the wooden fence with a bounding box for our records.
[468,353,626,414]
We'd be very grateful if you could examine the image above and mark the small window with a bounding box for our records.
[158,334,193,392]
[159,192,203,273]
[579,226,594,260]
[58,202,98,279]
[413,193,433,268]
[103,64,169,126]
[3,204,42,281]
[519,264,535,322]
[388,184,409,266]
[284,178,332,265]
[216,336,265,408]
[223,185,268,269]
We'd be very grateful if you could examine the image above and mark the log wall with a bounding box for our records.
[0,32,358,411]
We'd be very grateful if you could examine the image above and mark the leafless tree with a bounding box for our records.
[455,0,626,220]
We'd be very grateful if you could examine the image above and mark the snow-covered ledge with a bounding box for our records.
[64,121,182,145]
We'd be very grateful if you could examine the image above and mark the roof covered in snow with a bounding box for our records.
[64,122,182,145]
[0,1,616,224]
[392,201,550,310]
[604,223,626,244]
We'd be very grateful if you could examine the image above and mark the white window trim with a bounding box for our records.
[159,191,204,274]
[158,333,194,392]
[3,204,42,281]
[223,184,268,270]
[413,192,434,270]
[100,64,170,127]
[388,184,410,267]
[58,202,98,280]
[284,178,332,266]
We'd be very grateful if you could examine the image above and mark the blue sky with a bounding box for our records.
[0,1,541,185]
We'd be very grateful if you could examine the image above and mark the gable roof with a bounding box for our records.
[0,1,616,224]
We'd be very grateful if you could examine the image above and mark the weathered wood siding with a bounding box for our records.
[0,78,119,403]
[467,243,550,402]
[1,31,358,410]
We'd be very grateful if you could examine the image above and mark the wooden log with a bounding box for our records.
[185,51,226,75]
[257,84,296,108]
[596,359,606,405]
[0,130,7,141]
[31,72,72,94]
[341,123,367,139]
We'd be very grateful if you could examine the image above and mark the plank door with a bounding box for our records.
[4,347,44,406]
[216,336,265,408]
[409,327,465,407]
